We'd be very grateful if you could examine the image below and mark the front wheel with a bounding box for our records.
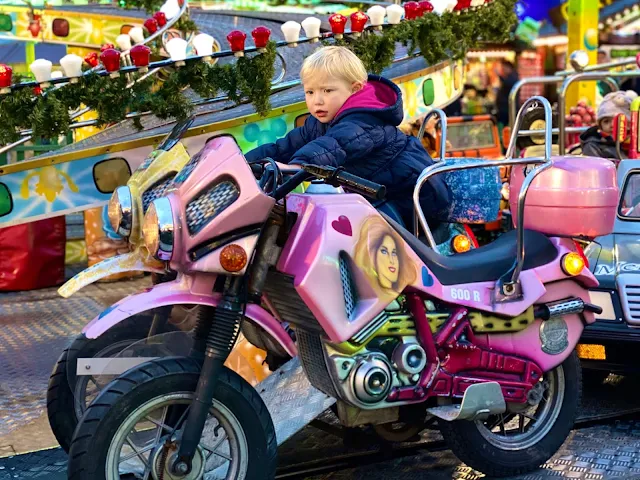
[67,357,277,480]
[439,350,581,477]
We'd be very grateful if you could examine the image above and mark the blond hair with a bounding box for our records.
[300,46,368,85]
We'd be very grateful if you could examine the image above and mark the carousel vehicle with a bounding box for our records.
[64,97,618,479]
[577,101,640,377]
[47,108,491,451]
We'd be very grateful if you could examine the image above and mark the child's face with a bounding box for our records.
[303,75,362,123]
[600,117,613,134]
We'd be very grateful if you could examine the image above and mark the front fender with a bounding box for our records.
[58,251,165,298]
[83,275,298,358]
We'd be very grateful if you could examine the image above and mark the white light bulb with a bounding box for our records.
[432,0,456,14]
[192,33,214,58]
[60,53,83,81]
[386,4,404,24]
[301,17,321,41]
[160,0,181,20]
[166,37,188,66]
[30,58,52,85]
[129,27,145,44]
[281,21,301,47]
[116,34,132,51]
[367,5,386,27]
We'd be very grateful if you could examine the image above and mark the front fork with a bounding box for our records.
[173,207,284,474]
[174,276,245,474]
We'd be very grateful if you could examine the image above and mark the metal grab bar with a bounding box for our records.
[554,57,639,77]
[508,76,619,129]
[558,70,640,154]
[417,108,447,161]
[413,96,555,298]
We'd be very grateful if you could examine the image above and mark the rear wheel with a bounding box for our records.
[46,313,172,452]
[67,357,277,480]
[439,351,580,477]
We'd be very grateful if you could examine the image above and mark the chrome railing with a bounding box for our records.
[413,96,556,300]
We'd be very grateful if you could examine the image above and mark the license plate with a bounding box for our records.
[577,343,606,360]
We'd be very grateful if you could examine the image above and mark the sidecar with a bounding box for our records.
[578,158,640,374]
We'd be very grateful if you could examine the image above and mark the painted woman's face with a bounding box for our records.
[375,235,399,288]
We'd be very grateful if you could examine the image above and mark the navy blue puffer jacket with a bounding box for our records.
[245,75,452,228]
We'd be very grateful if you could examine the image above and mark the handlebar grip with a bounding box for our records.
[335,171,386,200]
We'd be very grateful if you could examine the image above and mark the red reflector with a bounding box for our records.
[573,240,589,269]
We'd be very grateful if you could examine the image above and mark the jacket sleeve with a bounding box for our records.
[288,121,376,167]
[244,124,310,164]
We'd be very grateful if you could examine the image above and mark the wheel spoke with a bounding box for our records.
[120,441,155,464]
[499,414,506,436]
[154,407,169,445]
[518,414,525,433]
[144,413,174,433]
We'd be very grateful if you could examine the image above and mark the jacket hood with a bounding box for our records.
[332,74,404,126]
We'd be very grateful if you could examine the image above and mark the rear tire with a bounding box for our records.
[439,351,581,477]
[46,313,166,452]
[67,357,277,480]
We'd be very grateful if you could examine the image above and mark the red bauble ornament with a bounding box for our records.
[144,17,158,34]
[100,48,121,74]
[130,44,151,70]
[226,30,247,55]
[328,13,347,36]
[636,52,640,68]
[350,11,368,33]
[153,11,167,27]
[84,52,99,67]
[251,26,271,50]
[28,20,41,38]
[101,43,115,52]
[0,64,12,88]
[454,0,471,11]
[418,1,434,14]
[404,1,420,20]
[33,86,42,95]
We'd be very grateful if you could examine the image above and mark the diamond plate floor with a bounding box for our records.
[0,272,151,438]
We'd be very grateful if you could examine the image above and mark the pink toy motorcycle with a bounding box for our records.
[66,97,618,479]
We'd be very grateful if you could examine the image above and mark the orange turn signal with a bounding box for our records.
[451,234,471,253]
[220,244,247,272]
[561,252,584,276]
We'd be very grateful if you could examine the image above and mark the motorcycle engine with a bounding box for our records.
[326,336,428,409]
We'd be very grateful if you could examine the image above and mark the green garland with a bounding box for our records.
[0,0,516,145]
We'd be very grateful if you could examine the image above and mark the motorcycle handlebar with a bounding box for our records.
[302,165,386,201]
[256,161,386,202]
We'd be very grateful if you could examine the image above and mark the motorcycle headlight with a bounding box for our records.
[108,186,133,238]
[142,197,174,261]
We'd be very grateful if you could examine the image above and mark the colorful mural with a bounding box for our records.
[0,5,142,47]
[0,155,131,227]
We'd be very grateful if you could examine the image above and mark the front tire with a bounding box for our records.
[439,351,581,477]
[67,357,277,480]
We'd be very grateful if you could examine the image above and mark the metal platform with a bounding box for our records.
[2,275,640,479]
[0,273,151,440]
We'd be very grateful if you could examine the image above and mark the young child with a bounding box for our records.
[245,46,452,230]
[579,90,638,160]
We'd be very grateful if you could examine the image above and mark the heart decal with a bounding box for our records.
[331,215,352,236]
[422,266,434,287]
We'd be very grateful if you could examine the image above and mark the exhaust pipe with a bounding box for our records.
[534,297,602,320]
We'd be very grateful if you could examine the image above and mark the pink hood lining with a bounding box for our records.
[334,80,398,120]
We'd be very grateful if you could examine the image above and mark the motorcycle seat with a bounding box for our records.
[381,213,558,286]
